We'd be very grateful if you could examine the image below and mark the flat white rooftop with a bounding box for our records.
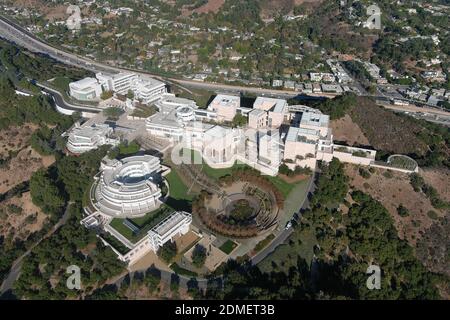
[204,125,231,139]
[70,77,99,89]
[210,94,240,108]
[286,126,320,142]
[249,108,266,116]
[150,211,191,237]
[71,124,111,139]
[300,112,329,128]
[134,77,166,90]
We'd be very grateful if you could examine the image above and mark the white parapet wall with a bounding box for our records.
[331,145,376,166]
[98,211,193,266]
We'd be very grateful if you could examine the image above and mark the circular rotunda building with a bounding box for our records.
[92,155,162,218]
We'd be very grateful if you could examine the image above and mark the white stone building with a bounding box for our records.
[70,73,167,104]
[69,77,103,101]
[92,155,162,218]
[66,123,119,154]
[147,211,192,253]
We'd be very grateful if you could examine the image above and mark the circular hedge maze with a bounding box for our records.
[194,180,280,239]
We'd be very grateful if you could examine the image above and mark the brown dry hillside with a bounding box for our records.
[344,165,446,245]
[349,97,429,157]
[194,0,226,14]
[0,192,48,242]
[345,164,449,277]
[259,0,296,18]
[420,168,450,202]
[330,114,370,147]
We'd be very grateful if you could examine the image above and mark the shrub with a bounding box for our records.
[397,205,409,217]
[382,170,393,179]
[358,167,371,179]
[427,210,438,220]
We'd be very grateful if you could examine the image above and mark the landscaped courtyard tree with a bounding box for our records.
[191,244,207,268]
[103,107,124,121]
[157,241,177,263]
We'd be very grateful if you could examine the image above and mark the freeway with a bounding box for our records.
[0,14,327,100]
[2,14,449,117]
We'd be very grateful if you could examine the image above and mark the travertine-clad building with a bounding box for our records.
[69,77,103,101]
[92,155,162,218]
[69,72,167,104]
[145,93,379,174]
[207,94,241,122]
[66,123,119,154]
[147,211,192,253]
[249,97,290,129]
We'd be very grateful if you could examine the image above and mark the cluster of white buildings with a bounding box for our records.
[360,60,388,84]
[421,70,447,83]
[69,72,167,104]
[326,59,353,84]
[74,80,421,266]
[404,86,450,106]
[309,72,336,83]
[145,93,377,176]
[81,153,193,265]
[65,123,120,154]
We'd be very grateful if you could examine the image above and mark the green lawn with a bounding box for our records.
[109,205,174,243]
[100,233,130,255]
[281,179,310,217]
[172,149,305,198]
[219,240,238,254]
[174,88,215,109]
[165,169,193,201]
[253,234,275,254]
[258,228,317,274]
[201,161,247,180]
[265,176,297,198]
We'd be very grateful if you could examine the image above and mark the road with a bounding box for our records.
[2,14,448,119]
[0,15,300,99]
[112,267,211,293]
[110,173,317,293]
[0,203,73,295]
[37,83,102,114]
[251,173,317,265]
